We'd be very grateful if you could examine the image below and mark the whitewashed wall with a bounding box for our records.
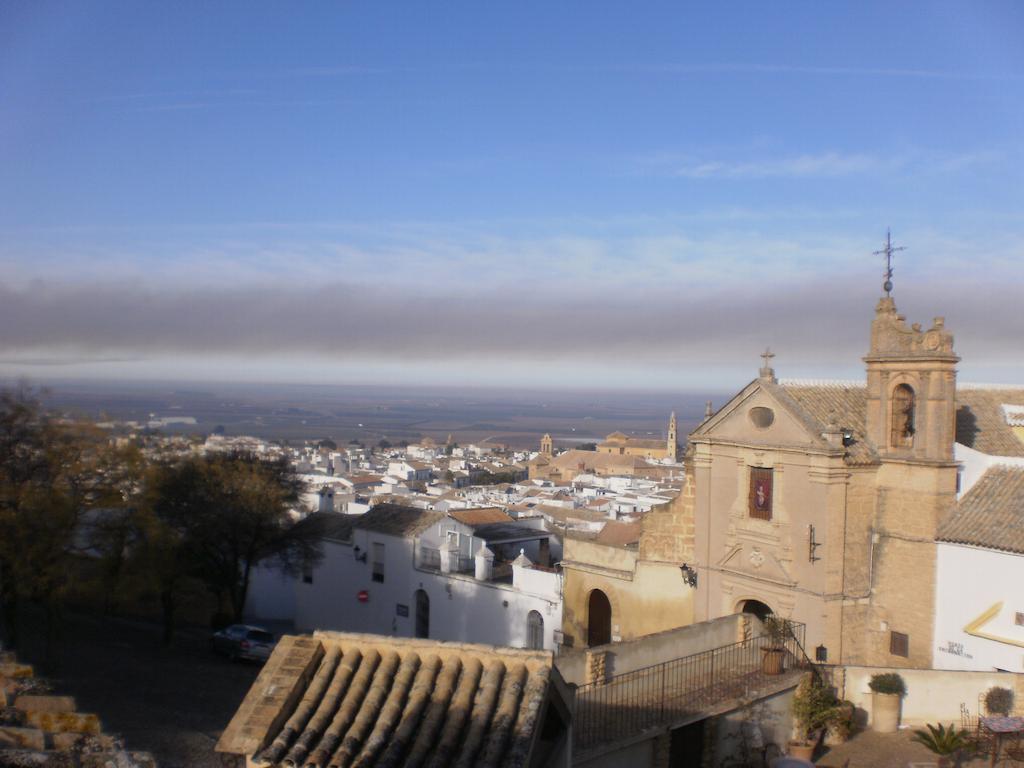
[840,666,1022,726]
[934,542,1024,672]
[277,530,563,651]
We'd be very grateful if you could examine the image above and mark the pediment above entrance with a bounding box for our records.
[718,543,795,586]
[691,380,829,451]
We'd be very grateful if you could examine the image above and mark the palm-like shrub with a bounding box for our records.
[911,723,970,757]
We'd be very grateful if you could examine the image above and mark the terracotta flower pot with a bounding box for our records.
[761,646,786,675]
[871,691,901,733]
[787,740,816,760]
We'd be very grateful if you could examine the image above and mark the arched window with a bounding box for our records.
[527,610,544,650]
[414,589,429,639]
[891,384,916,448]
[587,589,612,647]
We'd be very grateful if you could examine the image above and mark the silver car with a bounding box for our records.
[211,624,276,662]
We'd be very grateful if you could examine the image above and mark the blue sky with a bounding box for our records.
[1,2,1022,390]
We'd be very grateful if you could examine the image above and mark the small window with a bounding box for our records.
[749,467,773,521]
[815,645,828,663]
[372,542,385,583]
[1015,612,1024,627]
[890,631,909,658]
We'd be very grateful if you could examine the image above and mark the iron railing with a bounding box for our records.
[574,621,809,752]
[415,547,474,574]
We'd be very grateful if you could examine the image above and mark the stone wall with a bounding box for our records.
[638,459,696,564]
[0,651,155,766]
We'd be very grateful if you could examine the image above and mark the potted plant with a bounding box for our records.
[911,723,970,768]
[985,686,1014,716]
[869,672,906,733]
[789,673,839,760]
[760,615,789,675]
[824,699,856,745]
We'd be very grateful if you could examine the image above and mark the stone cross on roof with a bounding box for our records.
[759,347,777,383]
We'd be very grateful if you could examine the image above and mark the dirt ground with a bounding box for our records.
[15,607,261,768]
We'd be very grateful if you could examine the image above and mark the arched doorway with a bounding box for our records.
[738,599,773,622]
[527,610,544,650]
[414,589,429,638]
[587,589,612,647]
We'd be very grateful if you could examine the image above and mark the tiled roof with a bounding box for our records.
[548,449,641,471]
[354,503,445,537]
[448,507,514,526]
[778,381,877,465]
[594,519,643,548]
[956,388,1024,457]
[937,466,1024,554]
[217,631,555,768]
[292,512,356,543]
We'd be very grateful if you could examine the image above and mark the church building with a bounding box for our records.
[689,288,961,667]
[596,412,678,461]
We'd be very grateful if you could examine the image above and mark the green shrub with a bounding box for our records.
[792,674,839,740]
[868,672,906,696]
[985,686,1014,716]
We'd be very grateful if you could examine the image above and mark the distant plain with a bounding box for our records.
[26,379,728,450]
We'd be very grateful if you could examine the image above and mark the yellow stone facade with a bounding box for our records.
[561,293,962,669]
[688,295,959,667]
[560,463,696,647]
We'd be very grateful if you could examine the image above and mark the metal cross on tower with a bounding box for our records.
[873,228,906,296]
[760,347,775,369]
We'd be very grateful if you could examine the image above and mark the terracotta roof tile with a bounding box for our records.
[778,382,877,465]
[956,388,1024,457]
[217,632,556,768]
[447,508,514,526]
[354,503,445,537]
[937,466,1024,553]
[594,519,643,548]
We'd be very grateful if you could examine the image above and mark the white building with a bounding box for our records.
[933,388,1024,671]
[249,504,564,652]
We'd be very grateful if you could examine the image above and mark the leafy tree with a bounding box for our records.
[317,438,337,450]
[0,386,113,658]
[377,438,392,450]
[574,442,597,451]
[149,451,322,629]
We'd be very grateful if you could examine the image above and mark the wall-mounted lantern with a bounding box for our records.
[680,563,698,588]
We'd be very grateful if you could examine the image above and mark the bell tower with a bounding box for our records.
[850,233,960,668]
[540,433,553,457]
[667,412,678,461]
[864,304,959,463]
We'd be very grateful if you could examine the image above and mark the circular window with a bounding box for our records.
[749,407,775,429]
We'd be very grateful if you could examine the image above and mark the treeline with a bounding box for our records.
[0,386,321,658]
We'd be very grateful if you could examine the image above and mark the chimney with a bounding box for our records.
[318,486,335,513]
[474,545,494,581]
[439,537,454,574]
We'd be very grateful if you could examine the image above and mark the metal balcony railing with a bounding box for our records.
[573,621,810,753]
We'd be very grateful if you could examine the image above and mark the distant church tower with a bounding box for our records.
[666,412,678,461]
[540,433,553,457]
